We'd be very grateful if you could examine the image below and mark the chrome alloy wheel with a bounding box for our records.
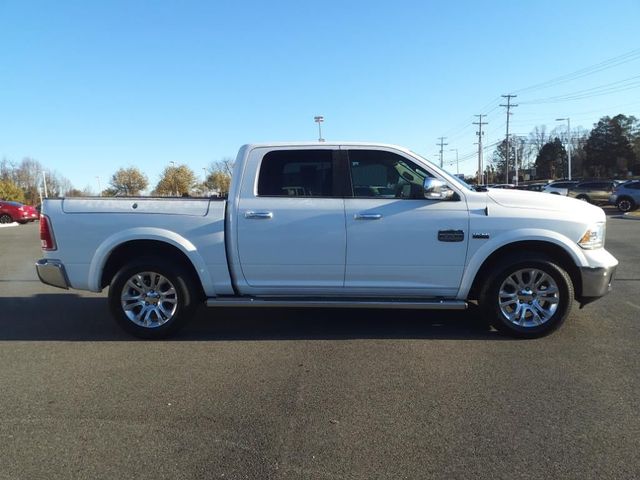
[120,272,178,328]
[498,269,559,328]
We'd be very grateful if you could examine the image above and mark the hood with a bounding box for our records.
[487,189,605,220]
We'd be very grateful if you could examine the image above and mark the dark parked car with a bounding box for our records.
[567,180,616,204]
[609,180,640,212]
[0,200,39,224]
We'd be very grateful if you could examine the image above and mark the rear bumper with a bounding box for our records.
[35,259,70,290]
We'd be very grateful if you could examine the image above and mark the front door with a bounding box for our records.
[343,148,469,297]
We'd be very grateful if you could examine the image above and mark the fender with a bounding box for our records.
[87,227,215,295]
[457,228,588,300]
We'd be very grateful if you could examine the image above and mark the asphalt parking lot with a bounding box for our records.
[0,213,638,480]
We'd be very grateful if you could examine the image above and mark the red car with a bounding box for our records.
[0,200,39,224]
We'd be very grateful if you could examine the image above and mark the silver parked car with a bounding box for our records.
[541,180,579,195]
[609,180,640,212]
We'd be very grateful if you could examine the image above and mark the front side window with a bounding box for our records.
[348,150,433,199]
[257,150,333,197]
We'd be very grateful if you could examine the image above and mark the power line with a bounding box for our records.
[520,76,640,105]
[514,47,640,95]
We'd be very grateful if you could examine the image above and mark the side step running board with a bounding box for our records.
[205,297,467,310]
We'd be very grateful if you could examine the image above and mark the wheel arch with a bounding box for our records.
[88,228,213,297]
[465,240,583,302]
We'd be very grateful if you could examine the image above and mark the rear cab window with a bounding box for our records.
[257,150,334,197]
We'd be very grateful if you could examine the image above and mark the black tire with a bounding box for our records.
[479,253,574,338]
[108,257,199,339]
[616,197,636,213]
[0,214,13,224]
[576,194,590,203]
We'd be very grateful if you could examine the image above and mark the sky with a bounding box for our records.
[1,0,639,192]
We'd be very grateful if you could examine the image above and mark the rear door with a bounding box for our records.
[236,147,347,292]
[342,147,470,297]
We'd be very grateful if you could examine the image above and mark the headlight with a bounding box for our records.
[578,222,606,249]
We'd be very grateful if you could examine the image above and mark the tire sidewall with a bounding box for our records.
[108,258,197,339]
[0,214,12,224]
[481,257,572,338]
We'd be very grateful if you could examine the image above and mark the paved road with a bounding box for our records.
[0,217,638,480]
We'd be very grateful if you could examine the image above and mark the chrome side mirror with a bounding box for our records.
[423,178,455,200]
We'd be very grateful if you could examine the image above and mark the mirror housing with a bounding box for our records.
[423,178,456,200]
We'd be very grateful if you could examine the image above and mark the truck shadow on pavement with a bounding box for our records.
[0,294,507,341]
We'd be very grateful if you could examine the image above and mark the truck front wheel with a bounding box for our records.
[479,253,574,338]
[108,257,198,339]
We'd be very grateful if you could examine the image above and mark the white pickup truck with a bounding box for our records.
[36,142,618,338]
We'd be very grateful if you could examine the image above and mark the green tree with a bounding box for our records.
[535,138,567,180]
[584,115,636,177]
[153,164,197,196]
[491,137,525,182]
[109,167,148,196]
[0,178,25,202]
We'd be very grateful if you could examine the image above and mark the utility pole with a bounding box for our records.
[96,176,101,196]
[473,114,488,184]
[436,137,448,168]
[500,94,518,184]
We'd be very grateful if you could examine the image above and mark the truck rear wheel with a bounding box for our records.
[479,253,573,338]
[108,257,198,339]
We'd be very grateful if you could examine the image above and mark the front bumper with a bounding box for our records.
[578,264,616,307]
[35,259,70,289]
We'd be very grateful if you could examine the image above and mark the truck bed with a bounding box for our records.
[42,197,232,296]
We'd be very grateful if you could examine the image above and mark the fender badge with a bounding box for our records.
[472,233,490,239]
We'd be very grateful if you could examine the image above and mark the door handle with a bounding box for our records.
[244,211,273,220]
[354,213,382,220]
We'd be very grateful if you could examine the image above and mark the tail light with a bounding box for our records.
[40,214,57,251]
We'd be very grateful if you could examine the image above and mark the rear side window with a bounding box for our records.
[554,182,575,188]
[257,150,333,197]
[626,181,640,190]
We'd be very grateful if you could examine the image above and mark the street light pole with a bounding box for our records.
[514,137,519,186]
[449,149,459,175]
[556,118,571,180]
[42,171,49,198]
[96,176,101,196]
[314,116,324,142]
[169,161,176,196]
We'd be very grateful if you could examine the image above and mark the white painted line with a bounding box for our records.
[625,301,640,310]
